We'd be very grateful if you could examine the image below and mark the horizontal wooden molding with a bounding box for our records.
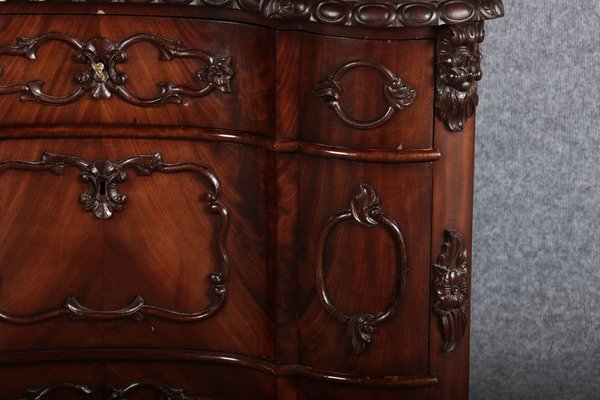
[0,348,439,389]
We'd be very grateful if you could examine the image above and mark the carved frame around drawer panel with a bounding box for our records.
[21,380,213,400]
[314,59,416,130]
[0,151,230,324]
[0,32,233,106]
[315,184,407,354]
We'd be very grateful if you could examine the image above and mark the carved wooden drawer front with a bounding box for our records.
[0,15,275,135]
[297,157,432,380]
[0,138,272,358]
[0,1,504,398]
[0,361,274,399]
[300,33,435,151]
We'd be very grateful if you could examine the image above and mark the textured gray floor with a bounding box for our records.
[471,2,600,399]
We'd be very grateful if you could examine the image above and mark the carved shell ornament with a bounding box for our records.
[315,184,407,354]
[0,32,233,106]
[315,59,416,129]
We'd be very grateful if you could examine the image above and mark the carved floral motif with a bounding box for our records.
[0,32,233,106]
[435,22,485,132]
[0,151,230,324]
[315,184,407,354]
[314,59,416,130]
[433,229,469,352]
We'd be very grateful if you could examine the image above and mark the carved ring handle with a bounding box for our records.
[314,59,416,130]
[315,184,407,354]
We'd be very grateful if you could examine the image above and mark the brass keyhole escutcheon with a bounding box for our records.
[92,62,108,83]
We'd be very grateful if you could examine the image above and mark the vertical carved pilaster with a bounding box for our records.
[435,22,485,132]
[433,229,469,352]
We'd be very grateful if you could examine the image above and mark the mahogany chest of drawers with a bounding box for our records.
[0,1,503,398]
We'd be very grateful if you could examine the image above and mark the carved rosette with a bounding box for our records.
[435,22,485,132]
[0,32,233,106]
[315,184,407,354]
[23,381,213,400]
[433,229,469,352]
[314,59,416,130]
[0,151,230,324]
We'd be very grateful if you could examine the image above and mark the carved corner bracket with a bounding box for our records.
[433,229,469,352]
[315,184,407,354]
[314,59,416,130]
[0,32,233,106]
[23,380,213,400]
[0,151,230,324]
[435,22,485,132]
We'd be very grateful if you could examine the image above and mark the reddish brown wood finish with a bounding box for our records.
[0,2,502,398]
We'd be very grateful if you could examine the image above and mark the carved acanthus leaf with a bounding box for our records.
[433,229,469,352]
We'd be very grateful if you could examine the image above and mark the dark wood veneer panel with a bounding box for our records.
[299,33,434,150]
[0,138,273,358]
[0,15,276,135]
[297,155,431,376]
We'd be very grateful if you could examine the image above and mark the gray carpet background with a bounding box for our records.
[471,2,600,399]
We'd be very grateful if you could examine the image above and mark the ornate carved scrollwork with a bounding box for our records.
[433,229,469,352]
[315,184,407,354]
[22,380,213,400]
[0,32,233,106]
[259,0,504,27]
[435,22,485,132]
[314,59,416,130]
[0,151,230,324]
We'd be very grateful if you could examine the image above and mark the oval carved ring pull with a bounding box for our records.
[314,59,416,130]
[315,184,408,354]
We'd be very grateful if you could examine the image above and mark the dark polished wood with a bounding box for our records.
[0,1,502,399]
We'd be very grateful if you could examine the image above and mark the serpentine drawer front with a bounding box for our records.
[0,1,503,399]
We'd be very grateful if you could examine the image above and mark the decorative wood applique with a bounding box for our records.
[435,22,485,132]
[433,229,469,352]
[315,184,407,354]
[22,380,213,400]
[314,59,416,130]
[0,151,230,324]
[0,32,233,106]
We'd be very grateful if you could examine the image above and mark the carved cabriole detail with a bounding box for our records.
[0,32,233,106]
[314,59,416,130]
[22,381,212,400]
[433,229,469,352]
[0,151,230,324]
[435,22,485,132]
[316,184,407,354]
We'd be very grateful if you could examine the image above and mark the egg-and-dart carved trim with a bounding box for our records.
[0,32,233,107]
[316,184,407,354]
[314,59,416,130]
[20,380,213,400]
[0,0,504,28]
[433,229,469,352]
[0,151,230,324]
[435,22,485,132]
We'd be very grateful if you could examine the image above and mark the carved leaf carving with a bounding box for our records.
[433,229,469,352]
